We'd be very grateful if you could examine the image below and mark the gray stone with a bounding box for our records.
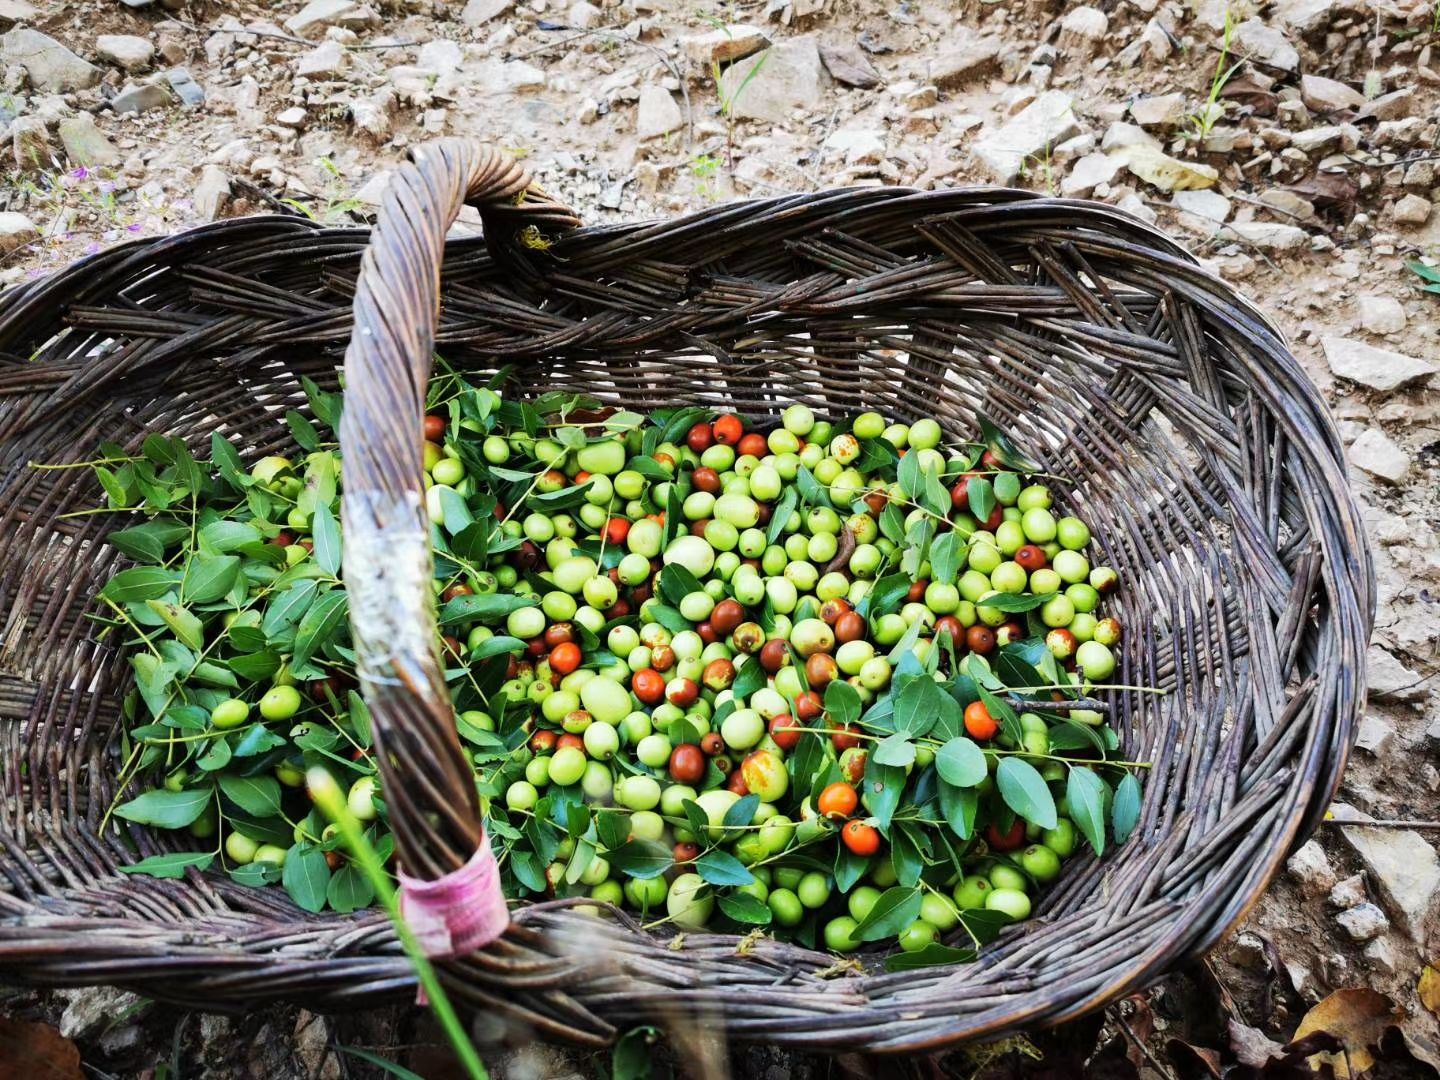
[1367,646,1422,700]
[973,91,1078,183]
[0,27,101,92]
[1289,125,1344,154]
[1357,296,1406,335]
[461,0,513,23]
[57,987,145,1041]
[1257,188,1315,221]
[1060,152,1120,196]
[1233,19,1300,73]
[1354,715,1396,755]
[417,39,463,75]
[0,0,40,23]
[95,34,155,72]
[195,164,230,221]
[1173,188,1232,227]
[113,82,171,114]
[568,0,601,28]
[680,24,770,66]
[1101,121,1159,151]
[166,67,204,107]
[1286,839,1337,897]
[823,127,885,165]
[1322,335,1436,392]
[1348,428,1410,483]
[0,211,38,255]
[1336,902,1388,942]
[276,106,307,127]
[1300,74,1365,113]
[10,114,51,170]
[928,36,1001,90]
[1363,937,1397,974]
[1113,143,1218,192]
[1392,194,1432,224]
[1358,88,1414,122]
[719,38,828,124]
[58,113,120,167]
[1219,221,1308,250]
[819,43,880,89]
[1274,0,1348,34]
[1058,6,1108,57]
[1129,92,1185,128]
[297,40,347,78]
[502,61,545,91]
[283,0,378,38]
[1329,874,1367,909]
[636,85,682,139]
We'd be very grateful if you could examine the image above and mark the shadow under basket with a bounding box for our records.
[0,140,1373,1054]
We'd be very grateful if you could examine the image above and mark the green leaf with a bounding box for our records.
[438,592,533,626]
[897,448,924,499]
[109,521,190,564]
[935,737,987,787]
[469,635,526,660]
[878,502,905,544]
[301,375,343,431]
[833,843,870,893]
[219,774,282,818]
[101,567,180,603]
[862,758,907,830]
[872,732,916,768]
[967,477,995,524]
[852,886,922,942]
[694,850,754,887]
[883,943,978,971]
[731,657,767,701]
[959,907,1014,945]
[929,531,963,585]
[142,599,205,650]
[657,563,703,606]
[890,822,923,886]
[977,591,1056,613]
[723,793,760,830]
[210,432,247,489]
[786,730,825,802]
[286,410,320,452]
[1407,258,1440,285]
[823,679,861,729]
[326,862,375,913]
[718,891,772,925]
[596,812,631,852]
[229,861,283,887]
[114,787,213,828]
[1112,772,1142,844]
[282,843,331,913]
[977,414,1042,472]
[311,503,341,575]
[232,726,286,757]
[183,553,241,604]
[893,676,942,738]
[765,487,798,545]
[293,589,348,668]
[938,779,978,839]
[900,517,935,580]
[263,580,319,645]
[995,757,1057,829]
[1067,767,1107,856]
[196,736,232,772]
[861,572,911,619]
[795,464,833,508]
[199,519,261,552]
[93,465,133,508]
[607,840,674,880]
[118,850,215,879]
[229,651,282,682]
[612,1027,660,1080]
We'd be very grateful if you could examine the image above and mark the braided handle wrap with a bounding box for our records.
[339,142,579,918]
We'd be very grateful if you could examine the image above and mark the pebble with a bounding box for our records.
[1321,335,1437,392]
[679,24,769,66]
[973,90,1078,183]
[1233,18,1300,72]
[1348,427,1411,483]
[95,34,155,72]
[1340,822,1440,940]
[819,43,881,89]
[1299,74,1365,113]
[0,27,101,92]
[297,40,348,78]
[462,0,512,24]
[1358,88,1414,122]
[1289,125,1345,154]
[1356,296,1406,335]
[1329,874,1367,909]
[58,113,121,167]
[275,106,307,127]
[1363,937,1397,974]
[1391,194,1433,225]
[1354,715,1396,755]
[284,0,378,38]
[113,82,171,114]
[719,37,828,124]
[568,0,602,29]
[1286,839,1337,897]
[0,211,39,255]
[928,36,1001,90]
[1335,902,1388,941]
[1366,647,1422,701]
[195,164,230,220]
[636,84,682,139]
[1128,92,1185,128]
[1060,152,1121,196]
[1057,6,1108,57]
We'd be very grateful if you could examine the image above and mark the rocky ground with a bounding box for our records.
[1,0,1438,1076]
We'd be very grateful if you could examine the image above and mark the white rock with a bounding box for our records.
[1233,19,1300,72]
[1129,92,1185,128]
[0,211,39,255]
[973,91,1078,183]
[194,164,230,221]
[1322,335,1436,392]
[0,27,101,92]
[1286,839,1336,897]
[418,40,463,75]
[1173,188,1231,223]
[1218,221,1308,250]
[928,37,1001,89]
[1058,6,1108,56]
[1060,152,1120,196]
[1329,874,1366,909]
[679,24,770,66]
[57,988,145,1041]
[1274,0,1345,34]
[719,37,828,124]
[1336,902,1388,942]
[1358,88,1413,122]
[1355,715,1396,755]
[1363,937,1397,974]
[1101,121,1159,151]
[1367,646,1422,700]
[1290,125,1344,154]
[502,61,545,90]
[1349,428,1410,483]
[824,127,885,165]
[283,0,377,38]
[1356,296,1406,335]
[297,40,347,78]
[57,113,120,167]
[0,0,39,21]
[275,106,307,127]
[1111,143,1218,192]
[95,34,155,72]
[1300,74,1365,113]
[462,0,513,23]
[568,1,602,28]
[1392,194,1432,224]
[635,85,682,139]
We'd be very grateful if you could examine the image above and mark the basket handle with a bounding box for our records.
[338,140,579,882]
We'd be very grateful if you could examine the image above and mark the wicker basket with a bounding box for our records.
[0,139,1373,1053]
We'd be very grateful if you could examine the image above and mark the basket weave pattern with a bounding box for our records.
[0,140,1372,1052]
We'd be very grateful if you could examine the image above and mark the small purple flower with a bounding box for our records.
[98,180,117,194]
[126,222,143,232]
[83,241,102,255]
[70,166,89,180]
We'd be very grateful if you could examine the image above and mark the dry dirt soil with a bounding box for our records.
[0,0,1438,1076]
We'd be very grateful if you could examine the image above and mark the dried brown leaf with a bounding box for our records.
[1291,987,1402,1078]
[1165,1038,1223,1078]
[1420,961,1440,1017]
[0,1016,83,1080]
[1219,74,1278,116]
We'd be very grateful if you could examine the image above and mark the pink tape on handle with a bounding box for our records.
[399,834,508,1001]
